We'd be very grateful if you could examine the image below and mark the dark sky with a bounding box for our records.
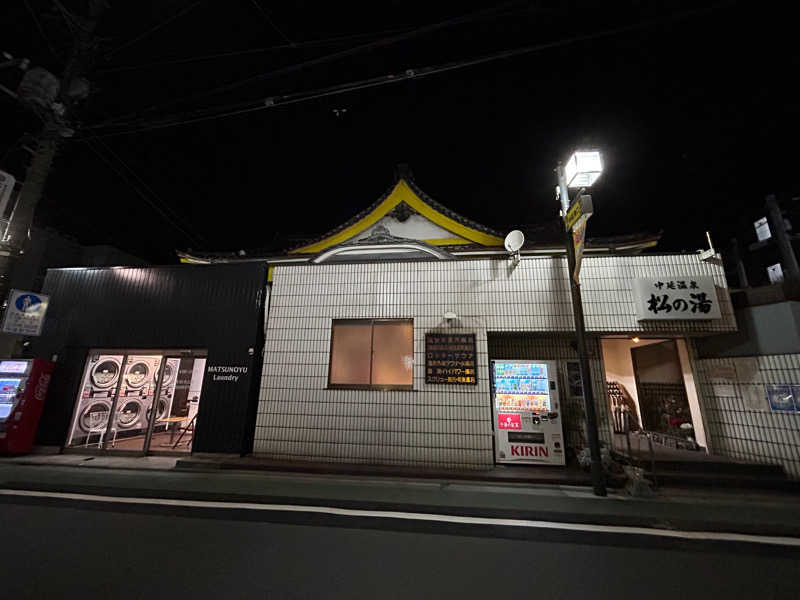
[1,1,798,263]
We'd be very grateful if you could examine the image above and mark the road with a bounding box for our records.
[1,492,798,599]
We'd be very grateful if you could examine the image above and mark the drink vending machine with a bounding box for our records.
[491,360,565,466]
[0,358,55,454]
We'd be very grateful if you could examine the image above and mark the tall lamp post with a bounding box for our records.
[556,151,606,497]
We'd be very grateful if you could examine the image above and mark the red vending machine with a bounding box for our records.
[0,358,55,454]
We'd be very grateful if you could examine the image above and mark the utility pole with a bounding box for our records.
[765,194,800,283]
[556,163,606,497]
[0,0,105,310]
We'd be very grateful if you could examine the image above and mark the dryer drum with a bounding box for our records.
[147,398,169,423]
[91,360,120,389]
[117,400,143,428]
[157,362,175,386]
[79,401,110,433]
[125,362,150,388]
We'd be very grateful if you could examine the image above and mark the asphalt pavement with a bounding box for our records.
[1,493,799,600]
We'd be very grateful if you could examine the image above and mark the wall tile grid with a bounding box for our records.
[255,256,734,469]
[693,350,800,478]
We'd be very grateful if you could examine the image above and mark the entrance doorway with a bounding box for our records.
[65,349,207,454]
[601,337,707,457]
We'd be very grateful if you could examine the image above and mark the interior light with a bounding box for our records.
[631,337,640,343]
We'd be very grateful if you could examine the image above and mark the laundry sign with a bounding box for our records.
[632,276,721,321]
[206,364,248,383]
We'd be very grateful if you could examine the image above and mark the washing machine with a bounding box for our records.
[86,355,122,398]
[115,356,162,433]
[68,354,123,445]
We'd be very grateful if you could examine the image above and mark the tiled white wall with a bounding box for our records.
[254,255,734,469]
[693,352,800,479]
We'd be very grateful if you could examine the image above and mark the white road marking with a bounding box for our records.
[1,488,798,547]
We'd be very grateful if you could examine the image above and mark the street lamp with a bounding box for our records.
[564,151,603,189]
[556,150,606,497]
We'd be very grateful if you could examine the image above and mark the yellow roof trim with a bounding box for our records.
[289,179,503,254]
[424,237,470,246]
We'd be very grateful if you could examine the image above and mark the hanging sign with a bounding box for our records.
[632,276,722,320]
[425,333,477,385]
[1,289,50,336]
[572,219,587,283]
[564,193,593,232]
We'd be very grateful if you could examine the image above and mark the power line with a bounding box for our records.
[82,138,203,245]
[104,0,206,59]
[91,136,198,235]
[95,1,524,127]
[249,0,294,46]
[82,2,736,139]
[96,27,414,74]
[23,0,62,63]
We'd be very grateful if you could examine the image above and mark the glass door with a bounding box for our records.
[104,355,164,451]
[66,353,125,448]
[66,350,206,454]
[146,355,205,453]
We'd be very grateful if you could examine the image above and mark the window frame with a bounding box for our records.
[327,318,414,391]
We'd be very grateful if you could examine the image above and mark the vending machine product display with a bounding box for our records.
[0,358,55,454]
[491,360,565,465]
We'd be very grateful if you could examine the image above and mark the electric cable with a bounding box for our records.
[249,0,294,46]
[81,1,736,139]
[23,0,62,63]
[95,1,524,126]
[91,136,200,236]
[97,26,414,74]
[82,138,203,245]
[104,0,206,59]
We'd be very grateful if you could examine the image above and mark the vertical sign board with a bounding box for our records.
[632,276,721,320]
[170,359,194,417]
[1,290,50,336]
[425,333,477,385]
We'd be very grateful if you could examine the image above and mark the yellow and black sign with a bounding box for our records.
[425,333,478,385]
[564,193,593,232]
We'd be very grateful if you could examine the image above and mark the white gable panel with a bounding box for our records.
[355,213,468,243]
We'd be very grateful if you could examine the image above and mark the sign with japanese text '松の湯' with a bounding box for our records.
[632,276,721,321]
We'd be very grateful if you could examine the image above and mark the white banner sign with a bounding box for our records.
[632,276,721,321]
[1,289,50,336]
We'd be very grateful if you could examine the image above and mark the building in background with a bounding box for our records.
[31,263,266,456]
[179,169,751,474]
[690,193,800,479]
[1,221,145,356]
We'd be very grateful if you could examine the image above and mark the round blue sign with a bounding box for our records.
[15,293,43,313]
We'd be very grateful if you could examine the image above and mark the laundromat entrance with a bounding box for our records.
[64,349,207,454]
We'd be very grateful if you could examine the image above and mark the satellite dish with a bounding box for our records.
[504,230,525,253]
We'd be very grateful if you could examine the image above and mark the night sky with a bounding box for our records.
[1,1,797,263]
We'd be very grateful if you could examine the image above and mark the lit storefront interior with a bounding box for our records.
[65,349,207,454]
[602,337,707,458]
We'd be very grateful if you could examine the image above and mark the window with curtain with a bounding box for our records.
[328,319,414,389]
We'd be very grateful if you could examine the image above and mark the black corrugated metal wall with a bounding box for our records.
[33,263,267,454]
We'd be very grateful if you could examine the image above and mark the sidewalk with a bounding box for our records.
[1,453,798,538]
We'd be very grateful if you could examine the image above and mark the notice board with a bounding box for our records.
[425,333,477,385]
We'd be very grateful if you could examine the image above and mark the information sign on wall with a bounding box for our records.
[632,276,721,321]
[425,333,477,385]
[1,289,50,336]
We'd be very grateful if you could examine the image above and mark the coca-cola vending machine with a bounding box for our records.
[491,360,565,466]
[0,358,54,454]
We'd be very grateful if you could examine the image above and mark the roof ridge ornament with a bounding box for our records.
[350,225,411,246]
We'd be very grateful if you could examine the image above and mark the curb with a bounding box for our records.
[2,479,799,540]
